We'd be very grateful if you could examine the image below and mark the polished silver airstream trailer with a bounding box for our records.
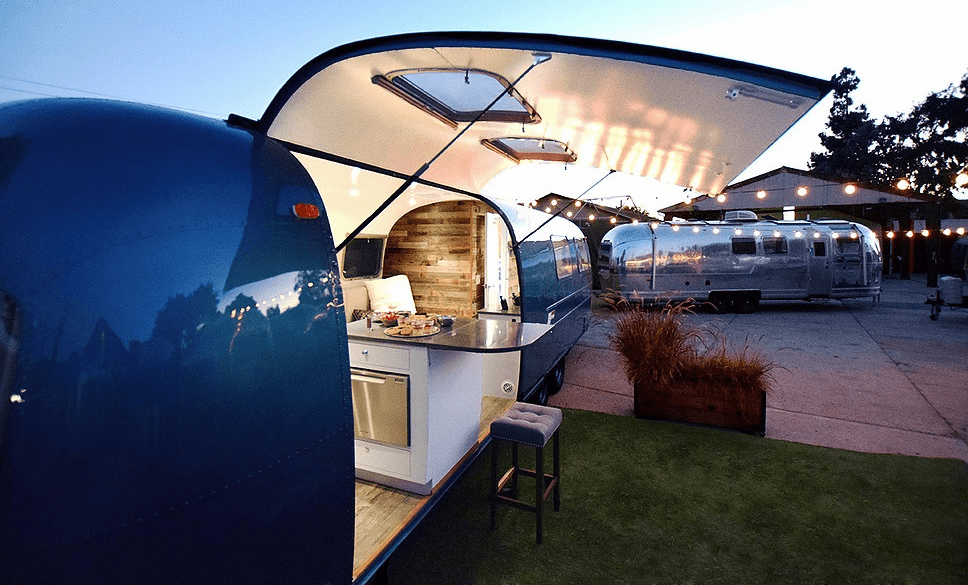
[599,211,882,312]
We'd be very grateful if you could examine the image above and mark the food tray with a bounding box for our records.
[384,325,441,337]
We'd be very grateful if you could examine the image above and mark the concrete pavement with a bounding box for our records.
[550,276,968,462]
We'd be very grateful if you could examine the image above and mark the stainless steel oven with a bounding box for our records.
[351,368,410,448]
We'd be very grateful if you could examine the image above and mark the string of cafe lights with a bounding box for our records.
[227,271,339,320]
[528,195,643,225]
[681,171,968,239]
[886,173,968,239]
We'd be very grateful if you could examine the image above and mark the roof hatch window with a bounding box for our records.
[482,137,577,163]
[373,68,540,127]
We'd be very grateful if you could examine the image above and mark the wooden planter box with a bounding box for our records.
[634,382,766,435]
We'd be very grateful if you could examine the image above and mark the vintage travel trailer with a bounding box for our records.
[0,32,831,583]
[598,211,883,312]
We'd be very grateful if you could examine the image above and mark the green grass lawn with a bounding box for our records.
[387,409,968,584]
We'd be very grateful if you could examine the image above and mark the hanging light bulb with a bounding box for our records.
[921,229,930,237]
[797,186,808,196]
[906,230,914,238]
[756,190,767,199]
[886,231,895,239]
[897,178,911,190]
[844,184,857,195]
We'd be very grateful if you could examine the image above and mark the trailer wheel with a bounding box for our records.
[545,359,565,397]
[707,292,732,313]
[734,293,759,314]
[531,381,550,406]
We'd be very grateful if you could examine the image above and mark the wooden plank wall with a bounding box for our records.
[384,200,489,318]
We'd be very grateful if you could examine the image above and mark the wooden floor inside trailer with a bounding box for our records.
[353,396,514,580]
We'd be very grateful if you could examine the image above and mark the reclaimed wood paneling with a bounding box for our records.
[384,200,492,317]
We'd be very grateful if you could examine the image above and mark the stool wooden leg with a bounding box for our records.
[490,439,498,530]
[510,441,519,499]
[553,428,561,512]
[535,445,544,544]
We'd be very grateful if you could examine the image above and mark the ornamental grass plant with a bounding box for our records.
[608,298,776,430]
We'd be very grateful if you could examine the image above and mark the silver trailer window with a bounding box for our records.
[763,236,789,255]
[837,239,862,256]
[731,237,757,255]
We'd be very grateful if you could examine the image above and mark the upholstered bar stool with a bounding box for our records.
[489,402,562,544]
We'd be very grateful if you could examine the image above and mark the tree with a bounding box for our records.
[810,68,968,286]
[152,283,218,350]
[877,72,968,199]
[877,72,968,286]
[809,68,882,182]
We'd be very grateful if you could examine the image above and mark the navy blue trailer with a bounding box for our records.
[487,201,591,404]
[0,99,356,583]
[1,32,831,584]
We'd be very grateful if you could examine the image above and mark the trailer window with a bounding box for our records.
[731,237,757,255]
[342,237,384,279]
[813,242,827,257]
[576,239,591,272]
[763,236,788,254]
[837,240,861,255]
[597,241,612,266]
[552,237,577,278]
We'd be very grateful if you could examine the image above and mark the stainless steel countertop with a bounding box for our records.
[346,317,551,353]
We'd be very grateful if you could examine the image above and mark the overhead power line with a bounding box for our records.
[0,74,222,117]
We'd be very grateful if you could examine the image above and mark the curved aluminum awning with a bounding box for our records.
[257,32,832,243]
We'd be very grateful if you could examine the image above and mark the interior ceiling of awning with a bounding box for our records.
[259,32,831,239]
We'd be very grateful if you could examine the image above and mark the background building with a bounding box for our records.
[661,167,968,278]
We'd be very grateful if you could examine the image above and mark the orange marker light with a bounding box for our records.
[293,203,321,219]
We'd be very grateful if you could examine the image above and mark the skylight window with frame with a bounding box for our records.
[482,137,577,163]
[373,68,540,127]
